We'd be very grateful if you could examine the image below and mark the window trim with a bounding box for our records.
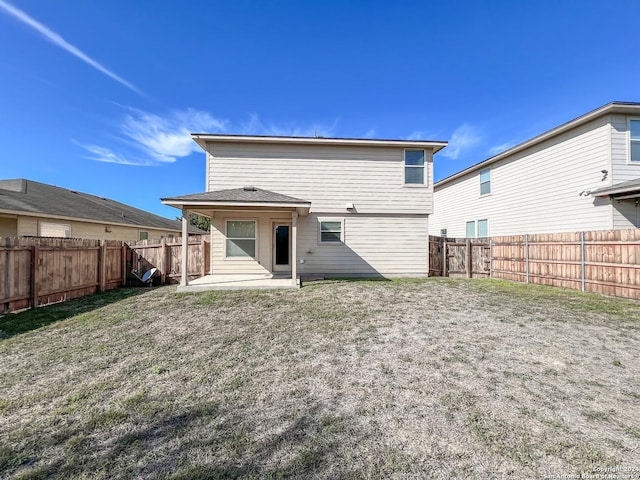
[466,220,476,238]
[39,221,71,238]
[479,167,491,196]
[403,148,428,186]
[629,118,640,163]
[477,219,489,238]
[318,218,344,245]
[225,219,258,259]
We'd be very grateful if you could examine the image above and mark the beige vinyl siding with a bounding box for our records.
[210,211,290,275]
[207,143,434,215]
[0,217,17,236]
[430,117,614,237]
[612,199,640,229]
[610,114,640,183]
[296,214,429,277]
[14,215,177,241]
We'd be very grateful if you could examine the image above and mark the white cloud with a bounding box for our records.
[405,131,426,140]
[78,108,340,167]
[121,108,227,162]
[488,142,514,156]
[441,124,482,160]
[78,143,152,166]
[239,113,337,138]
[362,129,376,138]
[78,108,228,166]
[0,0,143,95]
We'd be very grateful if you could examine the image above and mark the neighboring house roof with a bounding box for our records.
[162,187,311,209]
[590,178,640,199]
[191,133,448,153]
[435,101,640,188]
[0,178,197,232]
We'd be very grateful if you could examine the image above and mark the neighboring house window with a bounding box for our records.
[480,168,491,195]
[319,220,343,243]
[226,220,256,257]
[40,222,71,238]
[477,219,488,238]
[466,221,476,238]
[440,228,447,238]
[167,233,175,240]
[404,149,425,185]
[139,231,149,240]
[631,120,640,161]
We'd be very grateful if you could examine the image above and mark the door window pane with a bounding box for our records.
[275,225,290,265]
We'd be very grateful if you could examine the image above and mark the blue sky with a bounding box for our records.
[1,0,640,219]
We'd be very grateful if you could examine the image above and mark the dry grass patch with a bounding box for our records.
[1,278,639,479]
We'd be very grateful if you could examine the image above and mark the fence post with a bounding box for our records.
[580,231,585,292]
[121,244,128,287]
[525,234,530,284]
[489,239,493,278]
[442,240,448,277]
[466,238,473,278]
[30,245,38,309]
[160,237,167,285]
[201,236,207,277]
[99,240,107,293]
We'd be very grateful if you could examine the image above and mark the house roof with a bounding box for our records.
[191,133,448,153]
[0,178,196,232]
[435,101,640,189]
[161,187,311,209]
[590,178,640,199]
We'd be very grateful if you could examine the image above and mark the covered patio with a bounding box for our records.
[161,187,311,291]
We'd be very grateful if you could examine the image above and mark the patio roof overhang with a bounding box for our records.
[160,187,311,216]
[590,178,640,201]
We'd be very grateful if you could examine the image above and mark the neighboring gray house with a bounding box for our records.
[162,135,447,285]
[0,179,196,241]
[430,102,640,238]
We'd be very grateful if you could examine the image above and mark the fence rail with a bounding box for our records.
[1,235,209,315]
[429,228,640,300]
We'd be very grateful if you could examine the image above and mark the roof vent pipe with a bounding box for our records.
[243,186,257,191]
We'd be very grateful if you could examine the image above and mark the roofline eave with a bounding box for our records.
[161,200,312,209]
[0,208,183,232]
[190,133,448,153]
[435,101,640,189]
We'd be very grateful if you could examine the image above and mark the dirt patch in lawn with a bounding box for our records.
[1,278,639,479]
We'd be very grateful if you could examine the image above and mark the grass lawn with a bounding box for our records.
[1,278,639,479]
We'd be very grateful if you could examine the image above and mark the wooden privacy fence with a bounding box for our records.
[1,237,126,314]
[0,235,209,315]
[429,228,640,299]
[128,236,210,285]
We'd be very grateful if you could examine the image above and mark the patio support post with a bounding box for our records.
[181,208,189,287]
[291,210,298,286]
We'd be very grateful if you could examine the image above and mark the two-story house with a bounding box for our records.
[162,134,447,287]
[429,102,640,238]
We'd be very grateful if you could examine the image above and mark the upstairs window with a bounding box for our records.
[404,149,425,184]
[480,168,491,195]
[139,231,149,240]
[631,120,640,162]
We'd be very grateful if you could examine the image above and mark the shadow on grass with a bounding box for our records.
[2,400,350,479]
[0,287,150,339]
